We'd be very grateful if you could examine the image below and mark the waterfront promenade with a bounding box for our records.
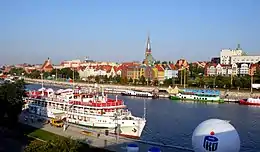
[19,112,192,152]
[24,78,260,99]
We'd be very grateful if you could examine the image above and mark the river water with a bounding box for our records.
[26,84,260,152]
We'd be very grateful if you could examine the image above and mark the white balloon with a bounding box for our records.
[192,119,240,152]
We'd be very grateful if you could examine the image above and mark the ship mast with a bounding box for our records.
[143,99,146,120]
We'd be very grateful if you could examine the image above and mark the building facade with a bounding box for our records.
[220,44,243,64]
[231,56,260,64]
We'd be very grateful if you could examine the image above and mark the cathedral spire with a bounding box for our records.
[146,33,151,53]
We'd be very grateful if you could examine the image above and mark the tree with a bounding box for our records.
[120,76,127,85]
[27,70,41,79]
[128,77,133,83]
[154,61,160,64]
[255,66,260,83]
[95,76,100,83]
[233,76,242,89]
[0,80,26,127]
[25,138,82,152]
[24,137,110,152]
[163,78,172,86]
[152,79,158,86]
[161,61,167,64]
[60,68,79,80]
[113,75,121,83]
[139,75,146,85]
[8,67,26,76]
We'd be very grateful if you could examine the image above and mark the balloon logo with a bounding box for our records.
[192,119,240,152]
[203,134,218,151]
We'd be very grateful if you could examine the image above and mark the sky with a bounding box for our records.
[1,0,260,65]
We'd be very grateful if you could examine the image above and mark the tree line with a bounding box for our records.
[5,65,260,89]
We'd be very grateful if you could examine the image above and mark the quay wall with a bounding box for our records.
[24,78,260,99]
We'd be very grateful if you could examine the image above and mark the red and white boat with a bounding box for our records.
[24,87,146,139]
[239,97,260,106]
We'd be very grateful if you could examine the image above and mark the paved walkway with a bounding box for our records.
[19,112,193,152]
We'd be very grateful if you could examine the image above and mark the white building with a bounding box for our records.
[231,56,260,64]
[61,60,81,68]
[237,63,250,75]
[220,48,243,65]
[164,68,178,79]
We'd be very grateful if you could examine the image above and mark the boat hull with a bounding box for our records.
[121,92,154,98]
[239,99,260,106]
[27,105,145,138]
[170,95,224,103]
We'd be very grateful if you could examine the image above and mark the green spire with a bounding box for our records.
[236,44,241,50]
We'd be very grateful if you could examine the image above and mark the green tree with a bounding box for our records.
[8,67,26,76]
[255,66,260,83]
[128,77,133,83]
[95,76,100,83]
[233,76,242,89]
[153,79,159,86]
[163,78,172,86]
[120,76,128,85]
[24,138,83,152]
[0,80,26,127]
[113,75,121,83]
[27,70,41,79]
[139,75,146,85]
[162,61,167,64]
[154,61,160,64]
[60,68,79,80]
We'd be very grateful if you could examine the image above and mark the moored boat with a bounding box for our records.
[121,90,158,98]
[24,87,146,139]
[239,97,260,106]
[170,89,224,103]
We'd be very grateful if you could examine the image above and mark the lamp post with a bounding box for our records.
[183,68,186,89]
[251,74,254,94]
[213,76,216,89]
[56,68,58,80]
[72,68,75,89]
[40,73,44,95]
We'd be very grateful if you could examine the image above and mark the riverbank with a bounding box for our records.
[24,78,260,99]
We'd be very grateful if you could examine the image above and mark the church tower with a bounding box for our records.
[143,34,155,66]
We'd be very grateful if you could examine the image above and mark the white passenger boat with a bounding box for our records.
[24,87,146,138]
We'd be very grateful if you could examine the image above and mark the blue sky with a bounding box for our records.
[1,0,260,65]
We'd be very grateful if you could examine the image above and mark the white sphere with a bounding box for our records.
[192,119,240,152]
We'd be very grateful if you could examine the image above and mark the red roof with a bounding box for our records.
[41,58,53,70]
[169,64,177,70]
[45,64,53,69]
[155,65,164,71]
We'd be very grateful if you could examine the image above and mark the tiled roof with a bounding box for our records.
[45,64,53,69]
[169,64,177,70]
[155,65,164,71]
[41,60,48,69]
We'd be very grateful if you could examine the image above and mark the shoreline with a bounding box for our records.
[24,78,260,99]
